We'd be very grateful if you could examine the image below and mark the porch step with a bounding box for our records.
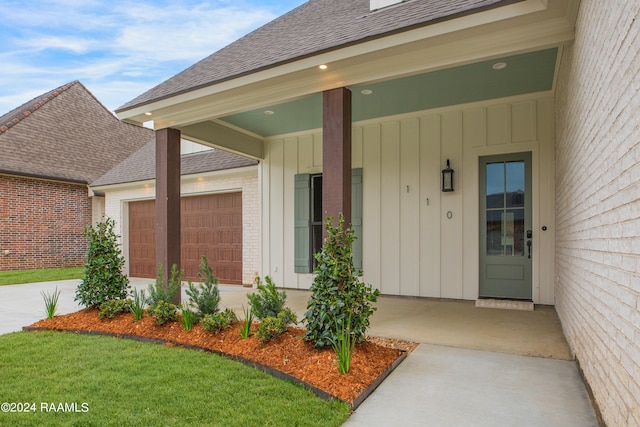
[475,299,534,311]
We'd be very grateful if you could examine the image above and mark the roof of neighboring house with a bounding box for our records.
[0,81,153,184]
[91,139,258,187]
[117,0,516,112]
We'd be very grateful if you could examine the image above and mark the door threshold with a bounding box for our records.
[475,299,534,311]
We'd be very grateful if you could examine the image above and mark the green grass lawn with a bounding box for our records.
[0,267,84,286]
[0,331,350,426]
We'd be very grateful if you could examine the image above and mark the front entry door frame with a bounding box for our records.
[479,151,533,300]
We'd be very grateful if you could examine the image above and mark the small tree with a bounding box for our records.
[185,256,221,317]
[75,217,129,308]
[303,214,380,347]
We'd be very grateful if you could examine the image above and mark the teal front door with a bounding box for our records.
[479,152,532,300]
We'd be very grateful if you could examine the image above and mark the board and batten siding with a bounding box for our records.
[261,95,555,304]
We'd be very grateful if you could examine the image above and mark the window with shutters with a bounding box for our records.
[294,169,363,274]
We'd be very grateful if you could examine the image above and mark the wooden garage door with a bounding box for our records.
[128,192,243,284]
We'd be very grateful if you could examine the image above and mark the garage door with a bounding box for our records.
[128,192,243,284]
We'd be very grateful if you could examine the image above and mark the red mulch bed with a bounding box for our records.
[28,309,417,406]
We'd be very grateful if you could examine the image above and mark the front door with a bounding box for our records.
[479,152,532,300]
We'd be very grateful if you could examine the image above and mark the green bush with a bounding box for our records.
[247,276,286,320]
[41,287,61,319]
[255,309,296,343]
[180,304,199,331]
[147,301,179,325]
[200,309,238,334]
[185,256,220,317]
[331,313,356,374]
[303,214,380,347]
[99,299,132,319]
[75,217,130,308]
[147,263,182,306]
[278,307,297,326]
[130,289,146,321]
[240,305,253,339]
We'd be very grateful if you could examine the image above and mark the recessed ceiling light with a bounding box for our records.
[318,64,328,70]
[264,110,275,115]
[361,89,373,95]
[492,62,507,70]
[144,112,152,116]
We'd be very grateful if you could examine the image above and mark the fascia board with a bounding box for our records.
[91,165,258,193]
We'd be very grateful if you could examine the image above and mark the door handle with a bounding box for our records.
[527,239,532,259]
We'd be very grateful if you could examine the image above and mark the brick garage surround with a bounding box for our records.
[555,1,640,426]
[0,175,91,271]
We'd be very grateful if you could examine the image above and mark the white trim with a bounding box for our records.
[91,165,258,192]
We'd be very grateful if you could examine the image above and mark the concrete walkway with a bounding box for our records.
[0,279,599,426]
[344,344,597,426]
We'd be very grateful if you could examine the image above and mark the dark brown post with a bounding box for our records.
[322,87,352,237]
[155,128,181,304]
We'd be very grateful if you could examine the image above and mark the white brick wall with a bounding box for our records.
[555,1,640,425]
[101,167,259,286]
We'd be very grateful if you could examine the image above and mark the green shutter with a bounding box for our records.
[294,174,311,273]
[294,170,362,274]
[352,168,363,271]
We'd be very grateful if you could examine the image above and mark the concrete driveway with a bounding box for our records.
[0,279,599,426]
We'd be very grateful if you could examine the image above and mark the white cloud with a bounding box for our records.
[18,36,95,54]
[113,3,277,62]
[0,0,305,114]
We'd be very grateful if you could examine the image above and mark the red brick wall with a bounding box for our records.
[0,175,91,271]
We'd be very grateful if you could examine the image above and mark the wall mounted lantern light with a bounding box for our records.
[441,159,454,192]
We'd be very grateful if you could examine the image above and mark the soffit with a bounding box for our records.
[219,48,557,137]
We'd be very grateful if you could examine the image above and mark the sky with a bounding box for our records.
[0,0,307,115]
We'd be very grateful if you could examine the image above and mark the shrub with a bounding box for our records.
[41,287,60,319]
[99,299,132,319]
[247,276,286,320]
[240,305,253,339]
[147,263,182,307]
[278,307,297,326]
[200,309,237,334]
[255,309,296,343]
[130,289,146,321]
[185,256,220,317]
[180,304,199,331]
[75,217,129,308]
[331,314,356,374]
[303,214,380,347]
[147,301,179,325]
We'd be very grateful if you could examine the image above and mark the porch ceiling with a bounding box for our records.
[219,48,558,137]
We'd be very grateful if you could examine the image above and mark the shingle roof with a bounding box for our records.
[0,81,154,184]
[91,139,258,187]
[117,0,517,112]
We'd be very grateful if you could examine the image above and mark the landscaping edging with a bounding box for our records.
[23,326,407,410]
